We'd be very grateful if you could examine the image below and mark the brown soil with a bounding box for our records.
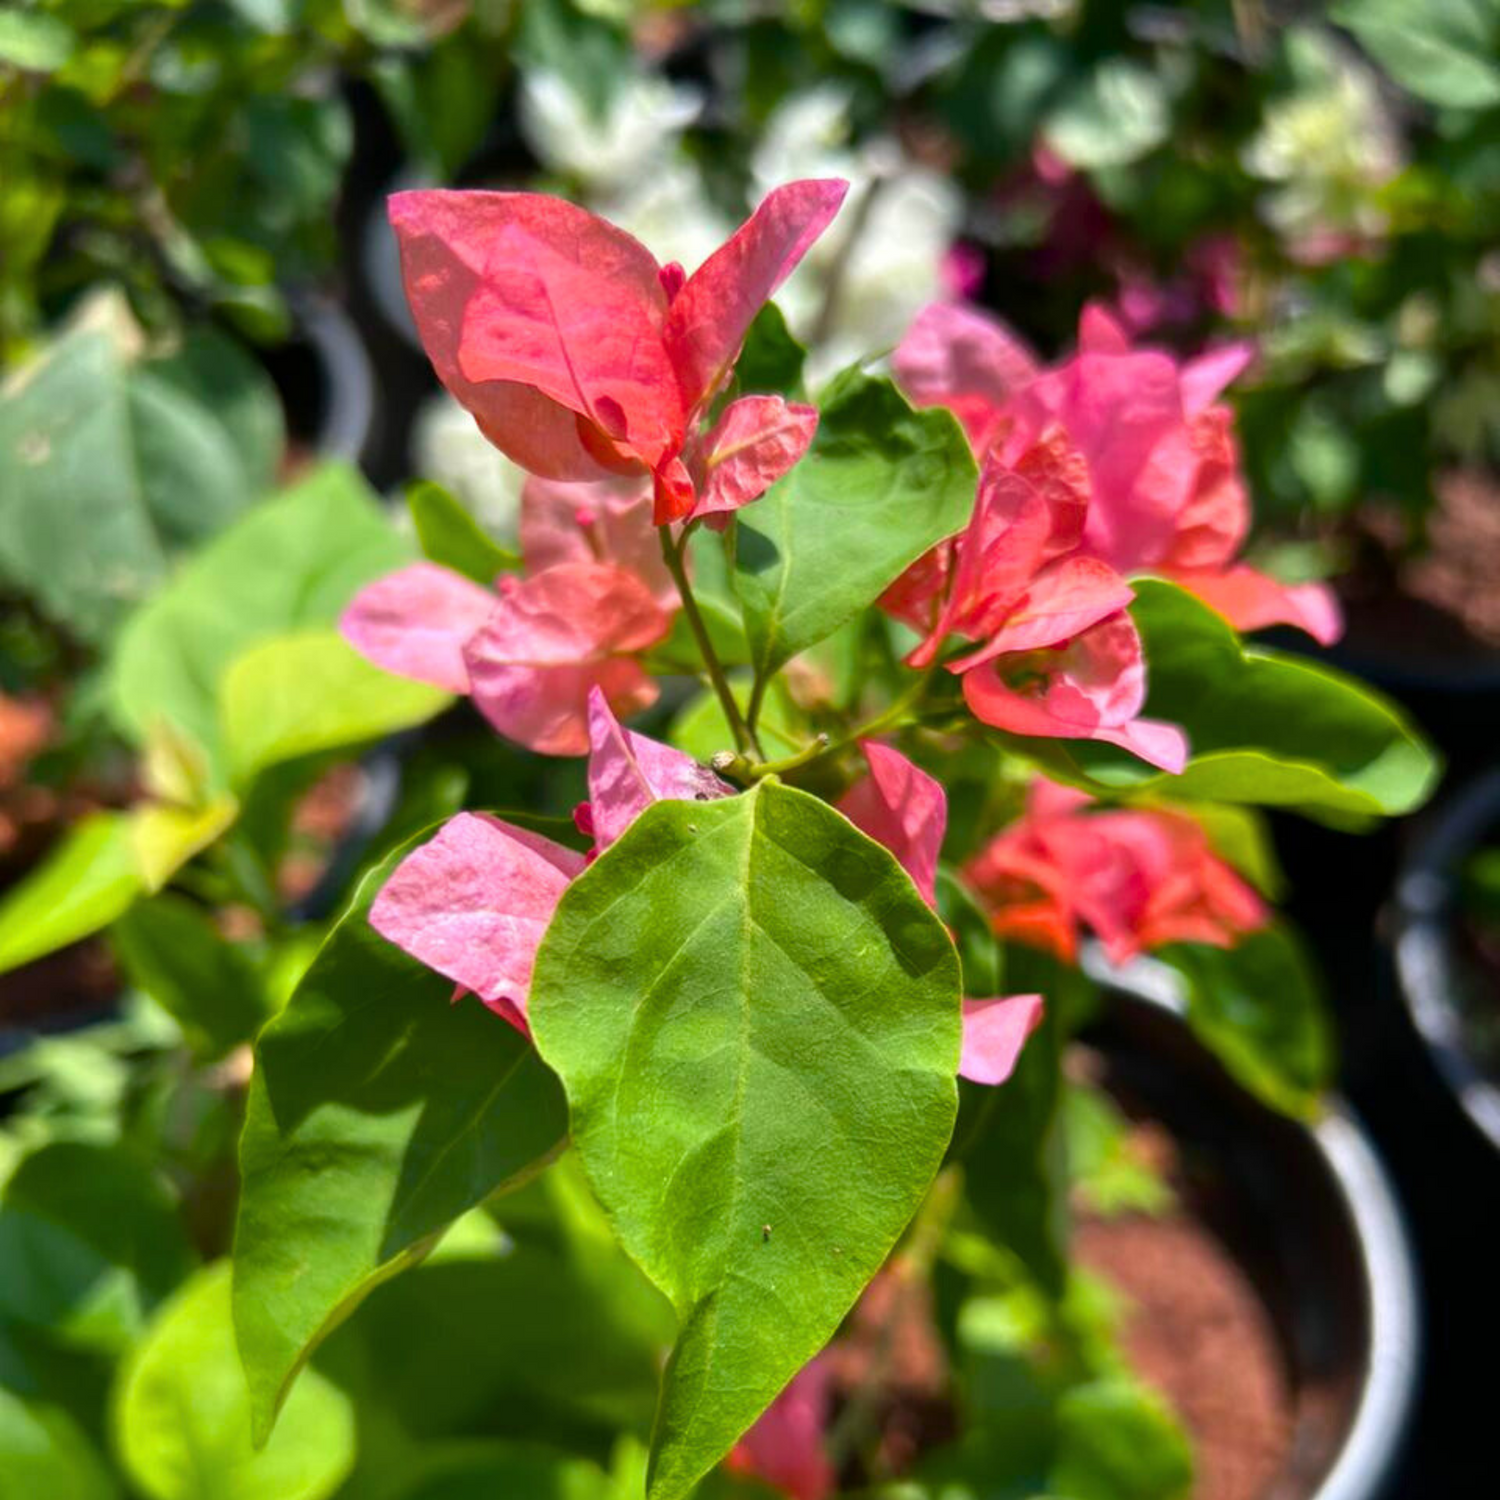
[1337,471,1500,662]
[825,1263,956,1482]
[1076,1199,1294,1500]
[0,939,118,1030]
[276,762,366,903]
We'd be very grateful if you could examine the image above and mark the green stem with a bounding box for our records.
[658,525,764,760]
[820,664,940,762]
[744,734,829,781]
[740,665,942,783]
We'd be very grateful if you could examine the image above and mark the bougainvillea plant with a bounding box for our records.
[229,181,1436,1499]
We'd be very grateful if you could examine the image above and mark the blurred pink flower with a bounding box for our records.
[342,560,671,757]
[966,779,1267,966]
[727,1355,836,1500]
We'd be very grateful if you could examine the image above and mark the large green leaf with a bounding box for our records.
[1063,580,1439,823]
[0,319,267,644]
[110,463,411,783]
[0,814,141,976]
[528,781,962,1500]
[233,841,569,1443]
[0,1141,194,1356]
[221,630,449,786]
[115,1263,356,1500]
[1332,0,1500,109]
[733,371,975,681]
[1158,925,1334,1120]
[0,1387,118,1500]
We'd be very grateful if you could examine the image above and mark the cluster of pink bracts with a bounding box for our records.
[341,179,1304,1499]
[343,180,846,755]
[342,178,1340,768]
[884,300,1341,771]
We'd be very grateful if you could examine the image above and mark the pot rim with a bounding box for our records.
[1084,948,1421,1500]
[360,170,424,353]
[286,287,378,466]
[1393,766,1500,1151]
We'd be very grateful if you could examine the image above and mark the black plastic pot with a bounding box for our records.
[259,289,379,468]
[1392,767,1500,1151]
[1085,953,1419,1500]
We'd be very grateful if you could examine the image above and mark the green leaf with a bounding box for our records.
[408,480,519,584]
[1064,1084,1174,1220]
[0,321,263,645]
[528,781,962,1500]
[221,629,449,786]
[0,1141,195,1355]
[1069,580,1440,823]
[113,894,273,1061]
[0,814,141,976]
[730,303,807,401]
[147,328,284,495]
[233,840,569,1443]
[1176,802,1285,900]
[110,463,411,783]
[0,11,74,72]
[129,795,240,893]
[1332,0,1500,109]
[669,676,805,763]
[936,866,1003,998]
[1043,59,1170,169]
[733,371,975,680]
[387,1444,610,1500]
[1050,1378,1193,1500]
[1158,925,1334,1119]
[115,1262,356,1500]
[0,1387,117,1500]
[329,1248,667,1451]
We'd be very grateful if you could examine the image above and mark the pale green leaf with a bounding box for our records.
[110,463,411,783]
[115,1263,355,1500]
[221,630,449,787]
[0,814,141,975]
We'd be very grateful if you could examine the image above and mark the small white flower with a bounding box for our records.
[753,88,962,385]
[1244,28,1402,245]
